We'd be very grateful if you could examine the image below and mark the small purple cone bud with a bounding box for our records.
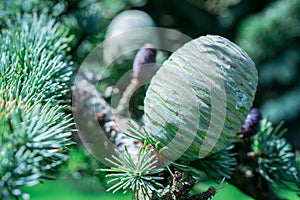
[238,108,262,139]
[133,43,156,82]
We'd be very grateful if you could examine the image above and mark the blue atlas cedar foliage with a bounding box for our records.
[0,13,74,200]
[252,119,300,191]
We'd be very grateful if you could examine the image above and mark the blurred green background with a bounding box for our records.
[3,0,298,199]
[24,179,253,200]
[24,178,300,200]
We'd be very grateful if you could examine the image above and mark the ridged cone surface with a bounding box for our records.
[144,35,258,161]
